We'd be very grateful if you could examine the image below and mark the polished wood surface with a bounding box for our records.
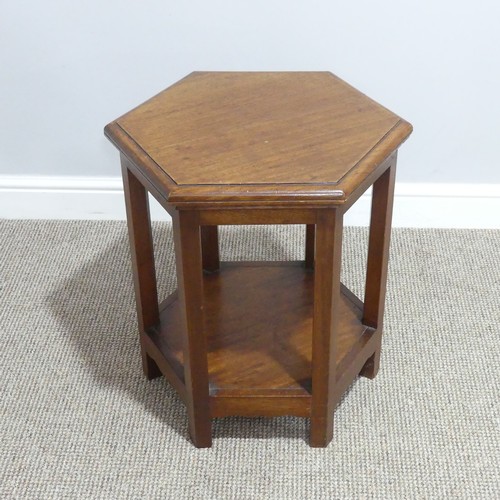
[106,71,412,447]
[360,157,397,379]
[201,225,220,273]
[305,224,315,269]
[148,263,371,392]
[105,72,412,207]
[172,210,212,447]
[310,209,343,447]
[121,155,161,380]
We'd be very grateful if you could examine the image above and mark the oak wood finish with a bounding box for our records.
[305,224,315,269]
[198,208,316,226]
[105,72,412,448]
[201,225,220,273]
[148,263,371,398]
[171,210,212,447]
[360,158,397,378]
[104,72,412,208]
[310,209,343,446]
[121,155,161,380]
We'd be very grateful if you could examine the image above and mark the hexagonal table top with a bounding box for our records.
[105,72,411,205]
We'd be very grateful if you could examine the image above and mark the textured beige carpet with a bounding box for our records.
[1,220,499,499]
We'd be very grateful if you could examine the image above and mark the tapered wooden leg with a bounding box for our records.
[172,210,212,447]
[201,225,220,272]
[121,156,162,380]
[361,157,397,379]
[310,209,343,447]
[305,224,315,269]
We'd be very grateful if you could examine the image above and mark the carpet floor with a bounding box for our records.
[1,220,499,499]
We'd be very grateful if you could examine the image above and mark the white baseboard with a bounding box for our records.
[0,176,499,228]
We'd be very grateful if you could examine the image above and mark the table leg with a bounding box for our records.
[172,210,212,447]
[305,224,315,269]
[361,158,397,379]
[310,209,343,447]
[201,226,220,272]
[121,157,161,380]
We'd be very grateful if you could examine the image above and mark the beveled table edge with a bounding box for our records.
[104,116,412,208]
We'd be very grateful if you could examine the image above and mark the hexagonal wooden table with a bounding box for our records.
[104,72,412,448]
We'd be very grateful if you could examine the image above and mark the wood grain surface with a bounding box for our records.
[147,263,372,399]
[105,72,412,207]
[108,72,411,446]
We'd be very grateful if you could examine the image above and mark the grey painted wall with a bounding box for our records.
[1,0,499,183]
